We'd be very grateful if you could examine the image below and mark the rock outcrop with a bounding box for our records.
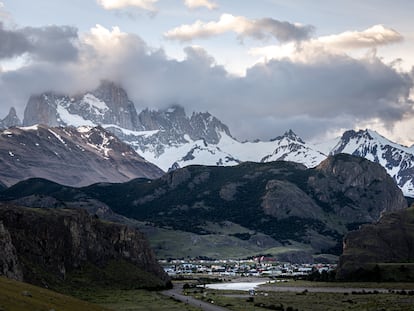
[336,206,414,281]
[0,203,170,290]
[24,93,63,127]
[0,221,23,281]
[309,154,407,223]
[0,107,21,129]
[23,81,141,130]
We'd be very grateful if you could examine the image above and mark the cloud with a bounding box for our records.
[21,25,79,63]
[318,24,403,50]
[82,24,146,57]
[242,56,412,123]
[0,24,412,145]
[0,2,11,21]
[164,13,314,43]
[0,22,31,59]
[251,25,403,63]
[96,0,158,11]
[0,23,78,62]
[184,0,218,10]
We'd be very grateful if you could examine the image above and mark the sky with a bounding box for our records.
[1,0,414,145]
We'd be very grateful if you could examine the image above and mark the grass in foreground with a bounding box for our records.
[185,283,414,311]
[74,288,200,311]
[205,291,414,311]
[0,276,108,311]
[0,276,200,311]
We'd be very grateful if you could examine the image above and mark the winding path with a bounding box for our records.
[161,284,230,311]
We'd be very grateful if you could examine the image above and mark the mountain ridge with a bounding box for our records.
[0,124,163,187]
[0,154,407,259]
[3,81,414,195]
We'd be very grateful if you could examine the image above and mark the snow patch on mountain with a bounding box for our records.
[142,133,240,171]
[136,130,325,171]
[20,125,40,131]
[313,137,341,155]
[216,133,277,162]
[80,94,109,116]
[102,124,159,138]
[48,129,66,145]
[56,100,95,127]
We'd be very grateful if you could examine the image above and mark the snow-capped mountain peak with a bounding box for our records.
[331,128,414,196]
[261,130,326,167]
[271,129,305,144]
[24,81,140,130]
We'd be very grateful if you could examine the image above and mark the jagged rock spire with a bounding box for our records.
[271,129,305,144]
[0,107,22,129]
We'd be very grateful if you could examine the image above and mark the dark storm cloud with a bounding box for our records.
[0,23,78,62]
[100,43,412,141]
[0,22,31,59]
[21,25,79,62]
[239,55,412,122]
[0,25,412,142]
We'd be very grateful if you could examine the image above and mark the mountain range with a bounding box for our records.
[2,80,414,197]
[0,154,406,260]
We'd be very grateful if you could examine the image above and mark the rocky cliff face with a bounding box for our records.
[24,93,63,127]
[110,105,233,159]
[0,221,23,281]
[0,203,170,289]
[0,124,163,187]
[77,81,141,130]
[336,206,414,281]
[23,81,141,130]
[309,154,407,223]
[0,107,21,129]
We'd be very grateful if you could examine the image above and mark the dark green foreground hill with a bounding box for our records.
[0,276,109,311]
[0,204,170,294]
[337,206,414,281]
[0,154,408,260]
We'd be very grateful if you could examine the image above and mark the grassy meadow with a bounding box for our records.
[184,280,414,311]
[0,276,199,311]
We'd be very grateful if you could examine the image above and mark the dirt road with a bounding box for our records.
[161,284,230,311]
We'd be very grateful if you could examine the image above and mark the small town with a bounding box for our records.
[160,257,336,278]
